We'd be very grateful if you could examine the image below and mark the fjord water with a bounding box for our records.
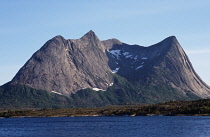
[1,116,210,137]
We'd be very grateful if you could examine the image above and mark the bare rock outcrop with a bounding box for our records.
[11,31,113,95]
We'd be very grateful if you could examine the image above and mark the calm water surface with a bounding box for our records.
[0,116,210,137]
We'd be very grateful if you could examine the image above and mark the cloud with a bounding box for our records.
[186,49,210,54]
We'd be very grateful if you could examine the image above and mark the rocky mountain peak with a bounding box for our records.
[80,30,99,41]
[165,35,177,41]
[102,38,122,50]
[69,30,105,52]
[11,31,113,95]
[165,36,180,47]
[82,30,95,37]
[152,36,178,48]
[53,35,65,40]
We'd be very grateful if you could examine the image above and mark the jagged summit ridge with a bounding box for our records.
[81,30,96,39]
[69,30,106,52]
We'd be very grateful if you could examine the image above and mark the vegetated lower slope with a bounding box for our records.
[0,74,200,109]
[71,74,200,107]
[0,83,74,109]
[1,99,210,118]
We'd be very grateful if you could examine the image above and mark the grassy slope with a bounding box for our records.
[0,83,74,109]
[71,75,200,107]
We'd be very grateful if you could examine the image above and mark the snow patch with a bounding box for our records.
[51,91,62,95]
[125,55,133,58]
[123,52,133,58]
[109,83,113,86]
[82,87,87,89]
[123,52,130,56]
[112,67,120,73]
[109,50,121,60]
[135,65,144,70]
[142,57,148,60]
[134,55,138,60]
[92,88,105,91]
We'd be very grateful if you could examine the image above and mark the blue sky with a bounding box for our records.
[0,0,210,85]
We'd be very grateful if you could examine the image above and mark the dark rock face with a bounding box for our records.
[11,31,210,98]
[103,36,210,98]
[11,31,113,96]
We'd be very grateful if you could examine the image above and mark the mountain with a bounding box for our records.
[11,30,113,96]
[1,30,210,109]
[102,36,210,98]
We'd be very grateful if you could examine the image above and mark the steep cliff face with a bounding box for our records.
[149,36,210,98]
[11,31,113,96]
[103,36,210,98]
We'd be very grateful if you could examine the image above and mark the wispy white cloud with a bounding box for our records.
[186,49,210,54]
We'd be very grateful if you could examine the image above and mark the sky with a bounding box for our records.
[0,0,210,86]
